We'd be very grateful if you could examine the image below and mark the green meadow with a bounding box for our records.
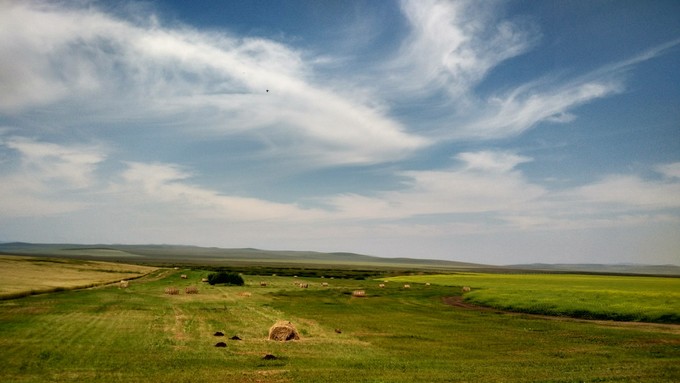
[387,273,680,323]
[0,262,678,382]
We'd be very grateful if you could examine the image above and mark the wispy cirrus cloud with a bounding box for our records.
[391,0,536,101]
[386,1,679,142]
[0,1,427,167]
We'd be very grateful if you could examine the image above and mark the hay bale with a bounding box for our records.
[180,274,188,279]
[164,287,179,295]
[119,280,129,288]
[268,321,300,341]
[403,284,411,289]
[462,286,471,292]
[201,278,209,283]
[321,282,329,287]
[378,283,385,288]
[352,290,366,297]
[185,286,199,294]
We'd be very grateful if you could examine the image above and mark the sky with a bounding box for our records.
[0,0,679,265]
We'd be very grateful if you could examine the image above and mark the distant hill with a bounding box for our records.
[1,242,677,276]
[0,242,486,271]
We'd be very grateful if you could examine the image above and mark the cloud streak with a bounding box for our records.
[0,1,427,166]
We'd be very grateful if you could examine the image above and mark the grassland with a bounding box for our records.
[387,273,680,323]
[0,261,678,382]
[0,255,156,299]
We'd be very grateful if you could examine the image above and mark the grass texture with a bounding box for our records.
[387,273,680,323]
[0,267,678,382]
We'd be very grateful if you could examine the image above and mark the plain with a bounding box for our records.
[0,260,678,382]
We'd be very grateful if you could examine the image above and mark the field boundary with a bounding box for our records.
[0,271,155,301]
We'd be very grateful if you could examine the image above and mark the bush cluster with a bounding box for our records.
[207,272,244,286]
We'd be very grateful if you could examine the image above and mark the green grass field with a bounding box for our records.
[0,265,678,382]
[387,273,680,323]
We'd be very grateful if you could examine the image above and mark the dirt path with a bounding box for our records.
[442,296,680,334]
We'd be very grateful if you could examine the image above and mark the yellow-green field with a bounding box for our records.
[0,255,156,299]
[387,273,680,323]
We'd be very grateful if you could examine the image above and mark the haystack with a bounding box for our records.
[268,321,300,341]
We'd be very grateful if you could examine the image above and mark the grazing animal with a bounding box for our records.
[299,283,309,288]
[215,342,227,348]
[260,282,268,287]
[180,274,188,279]
[378,283,385,288]
[321,282,329,287]
[334,328,342,334]
[462,286,471,292]
[214,331,224,337]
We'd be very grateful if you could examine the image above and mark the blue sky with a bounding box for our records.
[1,0,679,265]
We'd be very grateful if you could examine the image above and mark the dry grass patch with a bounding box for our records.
[0,255,156,299]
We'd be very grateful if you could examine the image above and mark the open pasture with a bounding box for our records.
[0,255,157,299]
[0,266,678,382]
[387,273,680,323]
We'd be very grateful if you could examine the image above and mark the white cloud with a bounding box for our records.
[573,174,680,209]
[656,162,680,180]
[462,79,623,139]
[116,162,325,222]
[393,0,535,100]
[327,150,545,219]
[0,1,427,166]
[0,137,105,217]
[4,137,104,188]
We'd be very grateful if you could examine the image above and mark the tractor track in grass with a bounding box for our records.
[442,295,680,334]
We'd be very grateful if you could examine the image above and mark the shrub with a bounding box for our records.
[208,272,244,286]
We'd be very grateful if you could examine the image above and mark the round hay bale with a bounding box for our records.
[268,321,300,341]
